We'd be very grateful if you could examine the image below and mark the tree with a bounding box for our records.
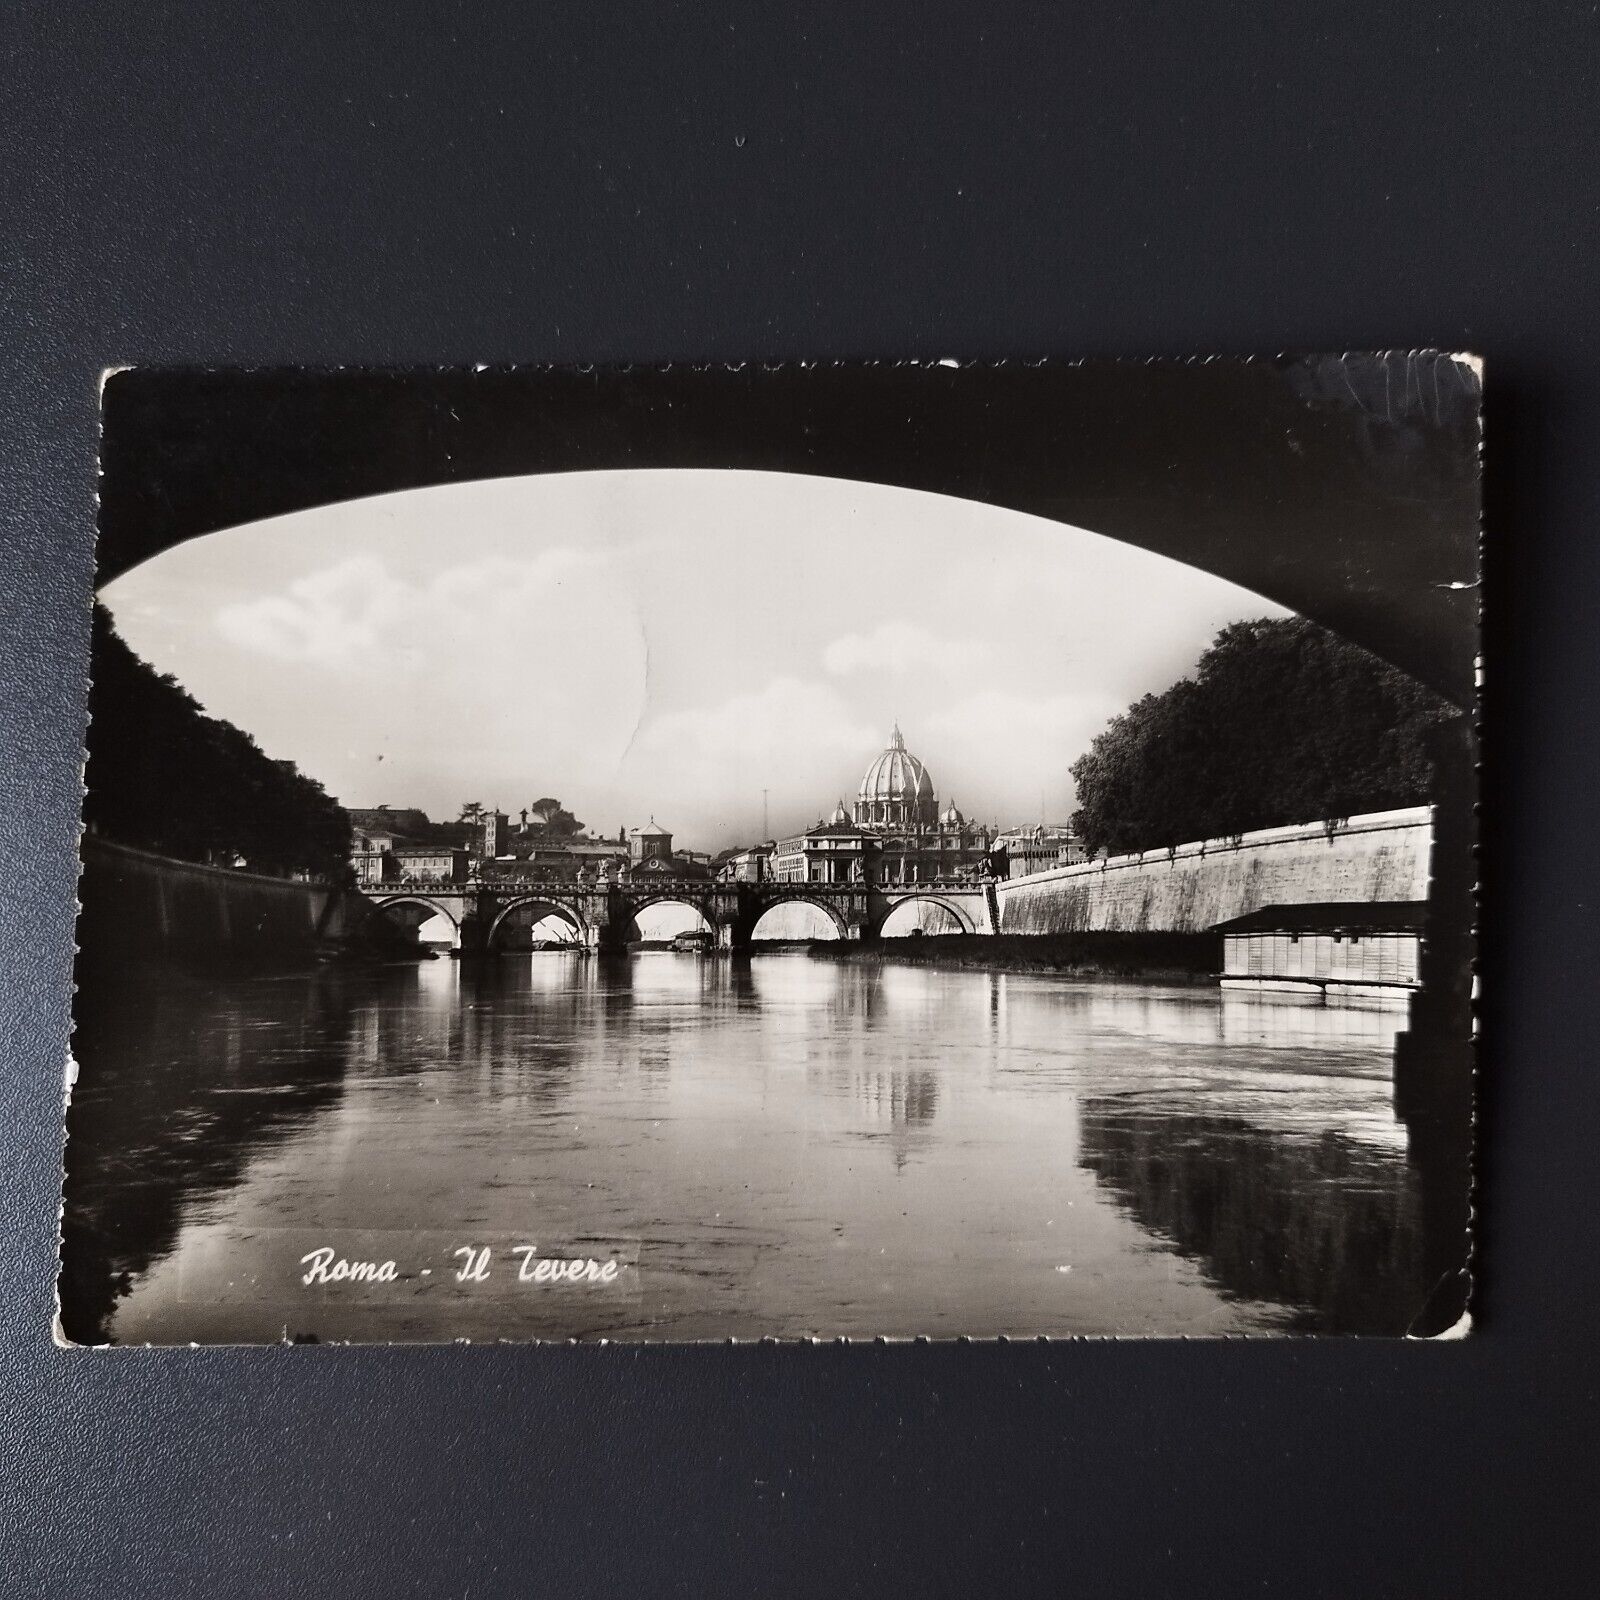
[528,797,584,837]
[1069,617,1449,855]
[83,607,352,878]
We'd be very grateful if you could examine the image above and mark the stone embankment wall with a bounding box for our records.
[75,836,377,974]
[994,808,1431,936]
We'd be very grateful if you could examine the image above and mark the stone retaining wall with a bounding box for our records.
[994,808,1431,935]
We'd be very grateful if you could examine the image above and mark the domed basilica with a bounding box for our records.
[855,724,937,830]
[767,725,997,886]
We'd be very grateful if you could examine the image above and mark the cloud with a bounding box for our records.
[632,677,876,817]
[216,550,608,672]
[216,557,405,668]
[928,689,1107,748]
[209,549,650,806]
[925,690,1121,821]
[822,620,990,678]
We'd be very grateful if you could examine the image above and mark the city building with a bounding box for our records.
[351,830,398,885]
[770,814,875,884]
[770,727,997,886]
[478,818,710,883]
[348,797,724,885]
[482,809,511,858]
[716,843,775,883]
[855,726,938,831]
[389,844,470,884]
[348,805,478,883]
[625,819,712,880]
[349,729,1011,894]
[629,819,673,866]
[476,849,594,884]
[993,823,1087,878]
[486,833,630,879]
[1214,901,1425,1006]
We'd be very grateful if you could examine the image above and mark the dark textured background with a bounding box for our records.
[2,4,1595,1595]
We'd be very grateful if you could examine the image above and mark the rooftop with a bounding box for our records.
[1211,901,1428,935]
[784,820,873,841]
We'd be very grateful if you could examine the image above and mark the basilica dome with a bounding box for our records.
[855,725,937,831]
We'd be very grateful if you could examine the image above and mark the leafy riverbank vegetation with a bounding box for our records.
[84,607,351,879]
[1069,617,1449,856]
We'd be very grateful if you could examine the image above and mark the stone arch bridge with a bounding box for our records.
[360,876,997,955]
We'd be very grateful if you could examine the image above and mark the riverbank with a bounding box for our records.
[75,836,419,984]
[817,930,1222,981]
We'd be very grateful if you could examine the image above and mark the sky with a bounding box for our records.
[100,469,1289,852]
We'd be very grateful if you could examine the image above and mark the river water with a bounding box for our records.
[60,953,1429,1343]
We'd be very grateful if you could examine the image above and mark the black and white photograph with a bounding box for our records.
[17,6,1600,1590]
[59,358,1479,1344]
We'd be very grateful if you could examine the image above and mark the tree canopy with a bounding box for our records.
[527,798,584,837]
[84,607,352,878]
[1069,617,1449,855]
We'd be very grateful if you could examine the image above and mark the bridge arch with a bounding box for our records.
[371,895,460,946]
[487,897,588,950]
[618,894,715,940]
[623,890,715,920]
[749,891,851,941]
[873,894,978,938]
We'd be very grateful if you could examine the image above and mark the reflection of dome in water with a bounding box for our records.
[855,724,937,830]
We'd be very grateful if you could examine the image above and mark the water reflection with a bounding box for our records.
[61,957,1428,1342]
[1078,1099,1426,1334]
[61,970,363,1343]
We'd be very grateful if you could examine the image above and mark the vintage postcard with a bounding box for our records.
[59,358,1479,1343]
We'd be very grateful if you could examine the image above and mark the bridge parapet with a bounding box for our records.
[359,873,996,949]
